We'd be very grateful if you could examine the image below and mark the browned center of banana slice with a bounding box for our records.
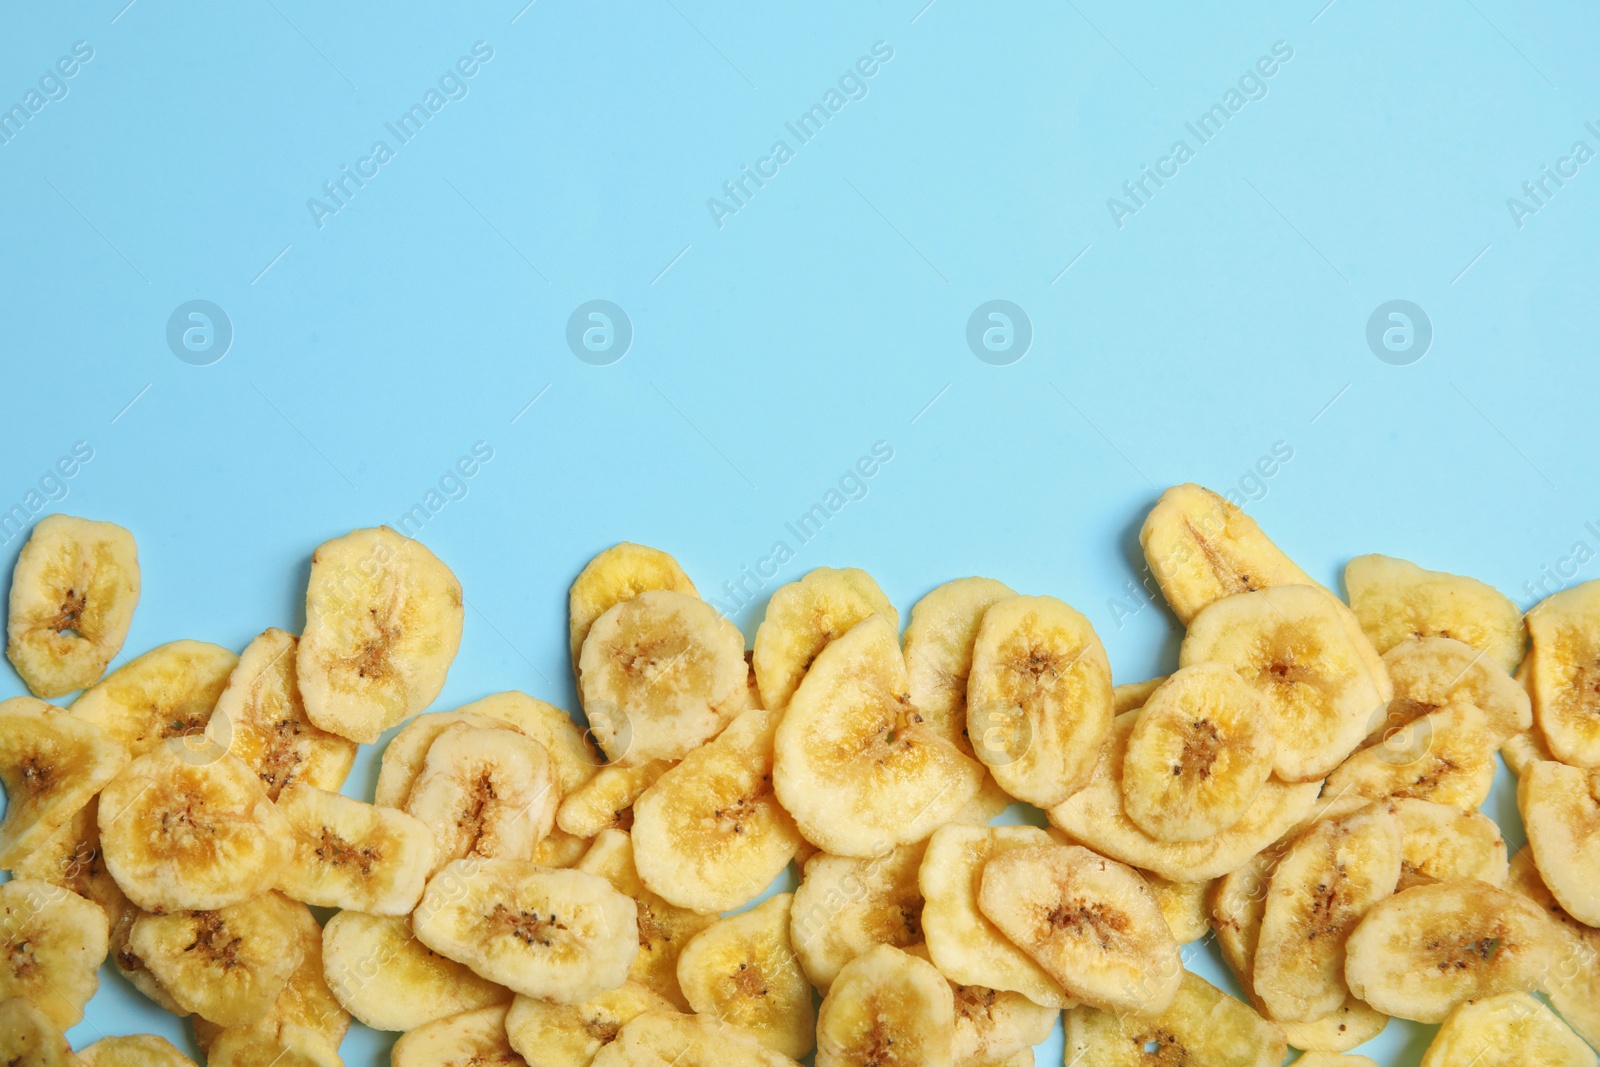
[0,695,128,868]
[1325,702,1496,810]
[815,943,956,1067]
[277,781,438,914]
[675,893,814,1059]
[403,723,557,876]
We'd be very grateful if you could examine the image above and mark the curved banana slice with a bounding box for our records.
[452,691,600,797]
[1325,702,1496,809]
[1375,636,1531,747]
[206,1024,341,1067]
[1253,802,1402,1022]
[98,745,290,912]
[6,514,140,699]
[505,982,675,1067]
[210,629,356,801]
[1346,554,1525,675]
[413,856,639,1004]
[903,942,1057,1064]
[0,696,127,868]
[0,997,79,1067]
[753,567,897,712]
[111,905,188,1015]
[1121,663,1275,842]
[774,615,984,858]
[131,891,308,1027]
[534,828,591,868]
[1395,797,1508,890]
[1519,759,1600,926]
[1064,969,1286,1067]
[321,910,509,1032]
[1504,849,1600,1051]
[391,1004,521,1067]
[1279,1002,1391,1054]
[1503,728,1555,778]
[13,796,127,930]
[966,594,1114,808]
[298,526,464,744]
[790,840,926,992]
[78,1035,197,1067]
[404,724,557,876]
[375,709,512,807]
[1180,585,1386,782]
[904,577,1015,752]
[1420,992,1595,1067]
[276,782,437,913]
[570,542,698,673]
[261,899,349,1051]
[633,707,801,914]
[1143,872,1211,944]
[591,1010,802,1067]
[1114,675,1168,714]
[70,640,237,759]
[557,759,674,839]
[1526,578,1600,768]
[816,944,954,1067]
[0,879,108,1030]
[1344,880,1557,1022]
[675,893,813,1058]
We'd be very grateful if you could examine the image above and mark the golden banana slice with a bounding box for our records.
[534,828,591,868]
[1253,802,1402,1022]
[321,910,509,1031]
[0,695,127,868]
[6,514,140,699]
[12,796,127,930]
[1346,553,1525,674]
[504,982,675,1067]
[1064,970,1286,1067]
[1140,483,1319,624]
[1503,727,1555,777]
[111,905,187,1015]
[966,594,1114,808]
[1375,635,1531,746]
[210,628,356,801]
[451,691,600,796]
[413,856,640,1004]
[753,566,897,712]
[257,898,349,1050]
[1519,759,1600,925]
[815,943,954,1067]
[1420,992,1595,1067]
[391,1004,521,1067]
[298,526,464,744]
[0,879,108,1029]
[98,745,290,912]
[773,615,983,858]
[903,576,1016,752]
[131,891,309,1027]
[789,840,926,991]
[675,893,813,1058]
[1120,663,1275,842]
[904,942,1058,1065]
[1113,675,1168,714]
[206,1023,341,1067]
[1180,585,1387,782]
[276,782,437,913]
[70,640,237,759]
[1324,702,1496,809]
[632,706,802,913]
[1504,849,1600,1051]
[374,709,512,807]
[1143,872,1211,943]
[1526,578,1600,768]
[404,724,557,875]
[556,759,673,838]
[1344,880,1557,1022]
[0,997,79,1067]
[78,1035,197,1067]
[569,542,698,673]
[1395,797,1508,889]
[591,1010,802,1067]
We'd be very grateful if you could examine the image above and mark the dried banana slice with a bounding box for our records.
[1420,992,1594,1067]
[1324,702,1496,809]
[131,891,309,1027]
[1143,872,1211,943]
[0,879,108,1029]
[1279,1003,1391,1054]
[276,782,437,913]
[773,615,983,858]
[374,709,513,807]
[404,724,557,875]
[1344,880,1557,1022]
[450,691,600,796]
[1064,970,1286,1067]
[1375,635,1531,746]
[1113,675,1168,714]
[1395,797,1508,889]
[1179,585,1387,782]
[1519,759,1600,925]
[206,1023,341,1067]
[413,856,640,1004]
[790,840,927,991]
[815,944,954,1067]
[298,526,464,744]
[1121,663,1275,842]
[1346,553,1525,674]
[591,1010,801,1067]
[0,695,127,867]
[753,566,897,712]
[12,796,126,929]
[903,942,1057,1064]
[966,594,1114,808]
[391,1004,522,1067]
[1503,727,1555,778]
[1526,578,1600,768]
[70,640,237,759]
[321,910,509,1031]
[675,893,813,1058]
[210,628,356,801]
[903,576,1015,752]
[1253,802,1402,1022]
[6,514,140,699]
[0,996,79,1067]
[569,542,698,672]
[111,905,188,1015]
[557,759,674,838]
[534,828,591,868]
[78,1035,197,1067]
[633,706,801,913]
[1504,849,1600,1051]
[98,745,290,912]
[257,899,349,1050]
[505,982,675,1067]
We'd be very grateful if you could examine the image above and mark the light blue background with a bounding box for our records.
[2,0,1597,1063]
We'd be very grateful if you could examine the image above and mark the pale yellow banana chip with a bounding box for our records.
[1142,872,1211,943]
[903,576,1015,753]
[569,542,698,673]
[556,759,673,838]
[321,910,509,1032]
[111,905,188,1015]
[1526,577,1600,768]
[1420,992,1595,1067]
[0,878,108,1030]
[1064,969,1286,1067]
[374,708,514,807]
[816,944,954,1067]
[70,640,237,759]
[450,690,599,797]
[1346,553,1525,674]
[391,1004,522,1067]
[1113,674,1168,714]
[533,827,591,868]
[1519,759,1600,926]
[0,996,79,1067]
[404,723,557,876]
[298,526,464,744]
[12,796,127,930]
[1279,1003,1391,1054]
[633,706,801,913]
[6,513,139,699]
[790,840,927,992]
[753,566,897,712]
[206,1023,341,1067]
[1504,848,1600,1051]
[276,781,437,913]
[675,893,814,1058]
[505,982,675,1067]
[904,942,1057,1064]
[1503,726,1555,777]
[259,899,349,1050]
[1325,702,1496,809]
[1395,797,1508,890]
[78,1035,197,1067]
[0,695,127,868]
[1374,635,1531,747]
[591,1010,801,1067]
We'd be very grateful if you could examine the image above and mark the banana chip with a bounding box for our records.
[816,944,954,1067]
[505,982,675,1067]
[557,759,674,838]
[675,893,814,1058]
[1064,969,1285,1067]
[1143,872,1211,943]
[1504,849,1600,1051]
[533,827,591,868]
[206,1023,341,1067]
[569,542,698,673]
[276,782,437,913]
[903,576,1015,752]
[1346,554,1525,675]
[0,996,79,1067]
[1395,797,1508,889]
[1420,992,1595,1067]
[1113,675,1169,714]
[0,878,108,1030]
[1526,578,1600,768]
[254,899,349,1050]
[753,566,896,712]
[374,709,514,807]
[790,840,927,991]
[12,796,127,930]
[903,942,1058,1064]
[1375,635,1531,747]
[298,526,464,744]
[1519,759,1600,925]
[321,910,509,1032]
[1287,1055,1379,1067]
[390,1004,522,1067]
[1325,702,1496,809]
[6,513,140,699]
[78,1035,197,1067]
[111,905,188,1015]
[70,640,238,759]
[452,691,600,796]
[0,695,127,868]
[404,724,557,876]
[591,1010,801,1067]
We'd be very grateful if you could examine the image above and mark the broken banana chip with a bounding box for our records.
[0,996,79,1067]
[320,910,509,1032]
[70,640,238,759]
[966,593,1114,808]
[298,526,464,744]
[77,1034,198,1067]
[753,566,896,712]
[1419,992,1595,1067]
[1526,577,1600,769]
[1120,662,1275,842]
[0,878,109,1030]
[1345,553,1525,675]
[12,796,127,931]
[1395,797,1508,890]
[789,840,927,992]
[1324,701,1496,809]
[1064,969,1286,1067]
[1375,635,1531,747]
[556,758,674,838]
[390,1004,521,1067]
[276,781,437,914]
[569,542,698,674]
[773,614,984,858]
[404,723,557,875]
[0,695,127,868]
[1519,759,1600,926]
[903,576,1016,753]
[815,943,955,1067]
[591,1010,801,1067]
[675,893,814,1059]
[504,982,675,1067]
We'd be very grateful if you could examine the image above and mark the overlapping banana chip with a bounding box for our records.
[1526,578,1600,768]
[815,944,954,1067]
[0,878,108,1030]
[903,576,1015,752]
[1395,797,1508,889]
[1325,702,1496,809]
[276,781,437,913]
[253,899,349,1050]
[1345,554,1525,674]
[1375,635,1531,746]
[1063,970,1286,1067]
[205,1023,342,1067]
[1142,872,1211,943]
[675,893,814,1058]
[1420,992,1595,1067]
[0,996,79,1067]
[450,690,600,796]
[112,905,188,1015]
[1519,759,1600,925]
[390,1004,522,1067]
[790,840,927,991]
[903,942,1058,1064]
[1113,675,1168,714]
[1504,849,1600,1050]
[13,796,126,929]
[321,910,510,1031]
[505,982,675,1067]
[404,723,557,875]
[753,566,896,712]
[0,695,127,868]
[78,1035,197,1067]
[591,1010,801,1067]
[569,542,698,673]
[70,640,238,759]
[557,759,674,838]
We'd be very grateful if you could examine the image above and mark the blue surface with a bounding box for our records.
[2,1,1598,1063]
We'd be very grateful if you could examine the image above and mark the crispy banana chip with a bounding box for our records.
[790,840,926,991]
[404,723,557,875]
[1344,880,1557,1022]
[1121,663,1275,842]
[1346,553,1525,674]
[1504,849,1600,1051]
[321,910,509,1032]
[1503,728,1555,778]
[78,1035,197,1067]
[1527,578,1600,768]
[533,827,591,868]
[374,709,512,807]
[1325,702,1495,809]
[753,566,896,712]
[1374,635,1531,747]
[1143,872,1211,943]
[966,594,1114,808]
[0,695,127,867]
[298,526,464,744]
[569,542,698,673]
[592,1010,801,1067]
[1420,992,1595,1067]
[1113,675,1168,714]
[633,706,801,914]
[70,640,238,759]
[1395,797,1508,889]
[903,576,1015,753]
[256,899,349,1050]
[391,1004,522,1067]
[557,759,673,838]
[903,942,1058,1063]
[6,513,140,699]
[0,879,108,1030]
[206,1023,341,1067]
[451,691,599,796]
[505,982,675,1067]
[1519,759,1600,926]
[816,944,954,1067]
[276,781,437,913]
[12,796,127,930]
[0,996,79,1067]
[111,905,188,1015]
[1064,970,1285,1067]
[675,893,814,1058]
